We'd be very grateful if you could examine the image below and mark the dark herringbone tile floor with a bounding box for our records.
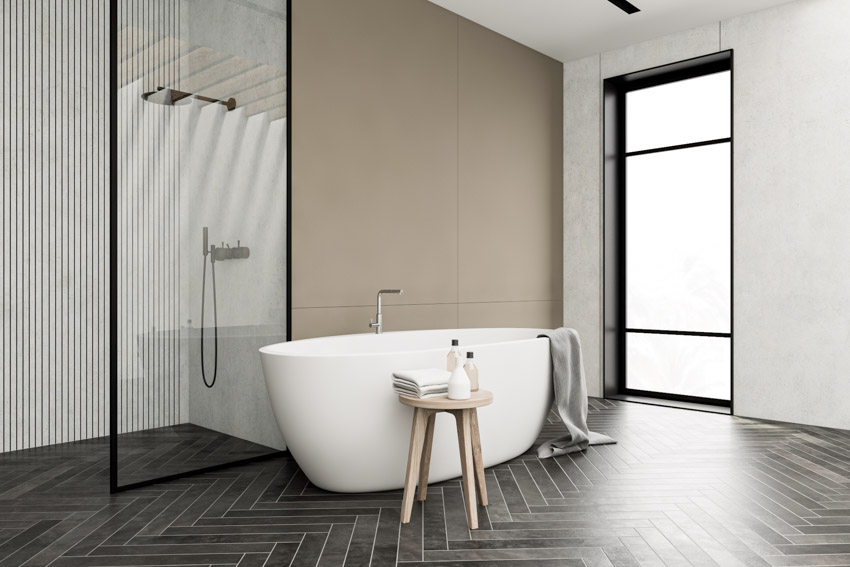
[115,423,281,487]
[3,399,850,566]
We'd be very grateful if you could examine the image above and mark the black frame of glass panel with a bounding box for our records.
[603,51,734,410]
[109,0,292,493]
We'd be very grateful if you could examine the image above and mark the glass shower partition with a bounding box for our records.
[110,0,290,490]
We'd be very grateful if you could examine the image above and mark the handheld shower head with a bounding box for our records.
[203,227,209,256]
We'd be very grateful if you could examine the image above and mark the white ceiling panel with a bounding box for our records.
[428,0,796,61]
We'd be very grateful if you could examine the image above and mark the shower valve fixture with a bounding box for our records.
[203,227,250,262]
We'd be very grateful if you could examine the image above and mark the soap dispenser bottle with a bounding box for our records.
[464,352,479,392]
[447,363,471,400]
[447,339,462,371]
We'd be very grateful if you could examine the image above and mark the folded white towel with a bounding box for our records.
[392,368,450,388]
[393,384,448,399]
[393,381,448,395]
[392,368,450,399]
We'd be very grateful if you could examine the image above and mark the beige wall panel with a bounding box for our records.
[292,0,459,309]
[292,1,564,339]
[457,18,563,304]
[293,304,458,340]
[458,301,562,330]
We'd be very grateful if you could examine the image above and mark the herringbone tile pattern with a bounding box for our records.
[115,424,281,487]
[3,399,850,566]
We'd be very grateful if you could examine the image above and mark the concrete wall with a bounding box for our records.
[175,0,287,450]
[291,0,563,339]
[563,0,850,429]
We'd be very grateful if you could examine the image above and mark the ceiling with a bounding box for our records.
[427,0,795,62]
[120,26,287,122]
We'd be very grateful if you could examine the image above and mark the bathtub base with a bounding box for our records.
[260,328,554,493]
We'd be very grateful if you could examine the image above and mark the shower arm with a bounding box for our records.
[143,86,236,111]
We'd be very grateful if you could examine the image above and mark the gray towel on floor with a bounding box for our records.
[537,328,616,458]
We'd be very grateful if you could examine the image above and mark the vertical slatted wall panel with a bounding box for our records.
[117,0,181,436]
[1,1,108,453]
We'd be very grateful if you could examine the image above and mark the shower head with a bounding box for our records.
[141,87,187,107]
[142,87,236,111]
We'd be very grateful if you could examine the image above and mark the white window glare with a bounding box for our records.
[626,143,731,334]
[626,71,731,153]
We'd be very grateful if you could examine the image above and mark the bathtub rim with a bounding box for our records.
[258,327,553,358]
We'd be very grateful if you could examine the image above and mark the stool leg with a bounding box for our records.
[418,412,436,501]
[454,409,478,529]
[470,409,488,506]
[401,408,429,523]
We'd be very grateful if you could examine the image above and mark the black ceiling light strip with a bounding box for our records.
[607,0,640,15]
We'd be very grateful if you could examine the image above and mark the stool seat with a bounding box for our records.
[399,389,493,410]
[399,389,493,529]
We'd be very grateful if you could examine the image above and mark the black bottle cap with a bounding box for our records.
[466,351,474,358]
[451,339,459,346]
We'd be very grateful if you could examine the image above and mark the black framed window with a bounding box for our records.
[604,52,733,408]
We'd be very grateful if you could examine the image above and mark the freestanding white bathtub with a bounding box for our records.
[259,328,553,493]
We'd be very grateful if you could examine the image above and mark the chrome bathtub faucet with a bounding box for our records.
[369,289,403,334]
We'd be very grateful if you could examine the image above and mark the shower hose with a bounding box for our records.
[200,255,218,388]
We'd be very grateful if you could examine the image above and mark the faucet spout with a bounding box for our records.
[369,289,404,334]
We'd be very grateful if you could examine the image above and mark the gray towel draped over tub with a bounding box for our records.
[537,328,616,458]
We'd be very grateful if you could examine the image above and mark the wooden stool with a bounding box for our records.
[399,389,493,529]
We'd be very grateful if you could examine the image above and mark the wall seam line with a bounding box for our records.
[456,14,460,329]
[292,299,563,311]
